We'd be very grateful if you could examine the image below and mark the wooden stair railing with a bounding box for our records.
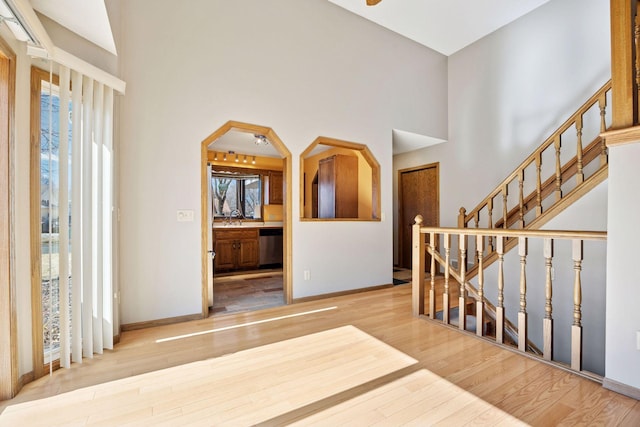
[457,80,611,275]
[495,136,606,230]
[412,216,607,378]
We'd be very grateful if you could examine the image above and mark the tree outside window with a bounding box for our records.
[212,173,261,219]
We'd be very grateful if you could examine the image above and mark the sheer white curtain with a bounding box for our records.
[54,63,120,368]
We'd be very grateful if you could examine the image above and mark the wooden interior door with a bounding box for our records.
[399,163,439,270]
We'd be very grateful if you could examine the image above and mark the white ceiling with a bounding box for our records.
[30,0,116,54]
[208,131,281,159]
[328,0,551,56]
[392,129,445,155]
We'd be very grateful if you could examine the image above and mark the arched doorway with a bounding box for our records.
[200,121,292,316]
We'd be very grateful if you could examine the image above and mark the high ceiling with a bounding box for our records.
[328,0,551,56]
[29,0,552,154]
[30,0,116,54]
[30,0,551,58]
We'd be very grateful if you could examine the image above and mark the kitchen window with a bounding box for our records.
[211,172,262,219]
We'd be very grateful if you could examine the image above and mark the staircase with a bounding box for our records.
[412,81,611,379]
[460,80,610,278]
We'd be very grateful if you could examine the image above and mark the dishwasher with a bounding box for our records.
[259,228,283,267]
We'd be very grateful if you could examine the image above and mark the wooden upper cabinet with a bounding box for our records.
[267,171,283,205]
[318,154,358,218]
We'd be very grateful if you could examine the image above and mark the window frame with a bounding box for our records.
[0,37,17,400]
[211,172,262,220]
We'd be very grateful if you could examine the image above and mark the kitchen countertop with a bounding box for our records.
[213,221,283,229]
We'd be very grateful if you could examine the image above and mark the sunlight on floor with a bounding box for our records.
[0,325,529,426]
[156,306,338,343]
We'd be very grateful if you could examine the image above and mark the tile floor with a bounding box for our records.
[211,270,284,316]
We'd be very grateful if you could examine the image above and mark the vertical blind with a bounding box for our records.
[52,64,117,368]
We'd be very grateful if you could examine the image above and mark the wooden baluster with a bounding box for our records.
[476,235,484,337]
[543,238,554,361]
[487,198,494,252]
[576,116,584,184]
[429,232,436,320]
[599,94,608,133]
[496,236,505,344]
[518,170,525,228]
[554,136,562,202]
[412,215,425,317]
[474,212,480,265]
[571,239,583,371]
[502,184,508,229]
[599,94,608,166]
[443,233,451,325]
[536,153,542,217]
[518,237,528,352]
[458,233,467,331]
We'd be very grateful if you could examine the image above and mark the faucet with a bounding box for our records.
[224,209,244,226]
[231,209,244,225]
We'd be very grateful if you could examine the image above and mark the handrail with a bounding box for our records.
[460,80,611,229]
[418,226,606,241]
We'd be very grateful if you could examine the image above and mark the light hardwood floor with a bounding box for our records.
[1,284,638,425]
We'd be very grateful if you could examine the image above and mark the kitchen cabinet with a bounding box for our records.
[318,154,358,218]
[214,228,259,272]
[267,171,283,205]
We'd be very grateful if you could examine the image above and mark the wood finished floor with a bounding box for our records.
[1,284,638,426]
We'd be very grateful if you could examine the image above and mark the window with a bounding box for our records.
[35,72,71,368]
[211,172,262,219]
[31,64,118,378]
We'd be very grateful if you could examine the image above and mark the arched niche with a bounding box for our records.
[200,121,293,316]
[300,136,380,220]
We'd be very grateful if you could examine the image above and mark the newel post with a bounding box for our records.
[458,207,467,228]
[412,215,425,316]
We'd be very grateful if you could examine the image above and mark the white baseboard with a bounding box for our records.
[603,377,640,400]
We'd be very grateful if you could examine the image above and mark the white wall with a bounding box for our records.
[116,0,448,322]
[433,0,610,228]
[606,143,640,392]
[391,0,610,264]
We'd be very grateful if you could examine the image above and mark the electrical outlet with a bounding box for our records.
[637,331,640,351]
[304,270,310,280]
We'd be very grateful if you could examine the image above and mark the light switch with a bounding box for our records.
[177,210,194,222]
